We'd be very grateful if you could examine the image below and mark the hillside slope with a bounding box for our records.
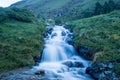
[68,10,120,76]
[11,0,120,21]
[0,7,45,72]
[11,0,71,18]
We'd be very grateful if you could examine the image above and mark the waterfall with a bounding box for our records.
[32,25,93,80]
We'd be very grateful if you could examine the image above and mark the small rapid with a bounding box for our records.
[32,25,93,80]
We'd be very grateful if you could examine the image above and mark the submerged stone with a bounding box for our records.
[62,61,73,67]
[34,25,93,80]
[74,61,84,68]
[35,70,45,75]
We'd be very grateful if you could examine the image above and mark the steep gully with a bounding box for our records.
[31,25,93,80]
[0,25,93,80]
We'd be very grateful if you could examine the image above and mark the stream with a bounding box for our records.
[0,25,93,80]
[32,25,93,80]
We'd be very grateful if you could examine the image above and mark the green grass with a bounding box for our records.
[68,10,120,62]
[0,17,45,72]
[12,0,70,10]
[11,0,70,16]
[11,0,120,21]
[68,10,120,75]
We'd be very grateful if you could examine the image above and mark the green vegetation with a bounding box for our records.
[11,0,70,18]
[0,7,36,22]
[94,0,120,15]
[11,0,120,21]
[0,0,120,77]
[11,0,70,10]
[68,10,120,75]
[0,8,46,72]
[113,63,120,76]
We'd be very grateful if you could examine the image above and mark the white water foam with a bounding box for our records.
[32,25,93,80]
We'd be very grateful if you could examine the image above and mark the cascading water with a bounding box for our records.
[32,25,93,80]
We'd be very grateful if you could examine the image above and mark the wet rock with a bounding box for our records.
[47,28,53,34]
[62,61,84,68]
[30,76,36,80]
[33,55,40,66]
[43,33,48,38]
[35,70,45,75]
[51,33,57,38]
[116,59,120,63]
[62,31,66,36]
[78,46,95,60]
[86,62,119,80]
[99,72,119,80]
[86,67,101,80]
[74,61,84,68]
[62,61,73,67]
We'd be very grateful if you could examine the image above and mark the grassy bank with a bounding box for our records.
[0,8,46,72]
[68,10,120,75]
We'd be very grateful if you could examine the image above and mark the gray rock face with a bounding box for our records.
[86,62,120,80]
[35,70,45,75]
[78,46,95,60]
[62,61,73,67]
[0,68,58,80]
[62,61,84,68]
[74,61,85,68]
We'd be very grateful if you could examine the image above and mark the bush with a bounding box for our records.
[0,7,37,23]
[0,8,7,22]
[7,7,36,22]
[55,18,62,25]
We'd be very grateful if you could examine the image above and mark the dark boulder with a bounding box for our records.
[74,61,84,68]
[62,61,84,68]
[78,46,95,60]
[62,61,73,67]
[86,67,101,80]
[61,31,66,36]
[86,62,119,80]
[35,70,45,75]
[47,28,53,34]
[51,33,57,38]
[33,55,40,66]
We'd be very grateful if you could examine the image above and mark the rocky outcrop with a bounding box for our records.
[62,61,73,67]
[62,61,84,68]
[77,46,95,60]
[0,68,50,80]
[33,55,41,66]
[35,70,45,75]
[86,62,120,80]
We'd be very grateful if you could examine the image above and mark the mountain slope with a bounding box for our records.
[68,10,120,76]
[11,0,71,18]
[11,0,120,21]
[0,7,45,72]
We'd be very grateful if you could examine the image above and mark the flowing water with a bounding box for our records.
[32,25,93,80]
